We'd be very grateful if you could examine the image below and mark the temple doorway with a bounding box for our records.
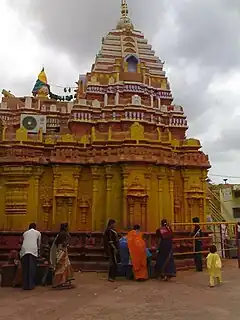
[126,177,148,230]
[55,196,74,229]
[127,196,147,229]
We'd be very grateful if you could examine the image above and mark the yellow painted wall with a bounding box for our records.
[0,164,208,232]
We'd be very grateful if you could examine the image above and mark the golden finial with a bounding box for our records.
[121,0,128,18]
[117,0,133,30]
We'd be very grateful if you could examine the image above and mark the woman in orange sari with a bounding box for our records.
[127,225,148,281]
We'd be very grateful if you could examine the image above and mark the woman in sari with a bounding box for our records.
[155,219,176,281]
[50,223,74,289]
[127,225,148,281]
[10,250,22,287]
[103,219,120,282]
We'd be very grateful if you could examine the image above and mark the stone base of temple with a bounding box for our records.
[0,231,212,272]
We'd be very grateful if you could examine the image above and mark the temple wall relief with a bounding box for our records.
[0,164,208,232]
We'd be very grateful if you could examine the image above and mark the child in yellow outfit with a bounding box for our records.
[206,245,222,287]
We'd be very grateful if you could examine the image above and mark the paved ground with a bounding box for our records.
[0,260,240,320]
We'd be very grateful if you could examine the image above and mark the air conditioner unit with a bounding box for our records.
[20,114,47,133]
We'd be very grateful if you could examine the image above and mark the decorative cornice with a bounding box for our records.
[0,142,210,169]
[86,83,172,99]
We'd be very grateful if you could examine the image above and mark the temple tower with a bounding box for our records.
[0,1,210,232]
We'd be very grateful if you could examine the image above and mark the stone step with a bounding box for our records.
[69,252,107,262]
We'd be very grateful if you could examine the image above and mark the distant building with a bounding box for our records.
[208,184,240,221]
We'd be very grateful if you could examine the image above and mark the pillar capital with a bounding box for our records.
[91,166,101,180]
[105,165,114,179]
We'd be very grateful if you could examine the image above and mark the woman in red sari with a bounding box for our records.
[155,219,176,281]
[127,225,148,281]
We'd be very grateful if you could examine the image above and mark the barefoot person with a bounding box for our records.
[20,223,41,290]
[50,223,74,289]
[104,219,120,282]
[207,245,222,288]
[155,219,176,281]
[127,225,148,281]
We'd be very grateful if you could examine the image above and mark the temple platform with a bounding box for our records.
[0,230,212,272]
[0,260,239,320]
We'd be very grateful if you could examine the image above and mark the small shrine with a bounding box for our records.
[0,1,210,233]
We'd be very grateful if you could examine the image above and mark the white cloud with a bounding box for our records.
[0,0,78,96]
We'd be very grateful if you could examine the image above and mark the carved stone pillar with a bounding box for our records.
[157,175,164,225]
[182,173,189,223]
[105,165,113,224]
[91,166,100,231]
[53,166,61,227]
[128,198,134,228]
[150,95,154,108]
[148,76,152,86]
[56,198,63,229]
[157,97,161,108]
[67,198,73,228]
[144,166,152,195]
[199,198,204,222]
[140,198,147,229]
[168,169,175,223]
[32,167,43,226]
[121,165,130,230]
[73,167,81,230]
[187,198,194,223]
[78,198,89,227]
[115,91,119,105]
[42,201,52,230]
[104,93,108,106]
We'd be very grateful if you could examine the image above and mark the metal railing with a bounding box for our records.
[172,222,238,260]
[207,187,233,222]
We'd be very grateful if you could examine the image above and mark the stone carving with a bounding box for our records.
[5,183,28,215]
[80,134,89,146]
[109,77,115,84]
[183,138,201,148]
[45,137,54,144]
[92,99,101,108]
[61,134,75,143]
[78,198,90,225]
[91,76,97,83]
[91,127,96,142]
[132,94,141,105]
[127,177,147,198]
[130,122,144,142]
[16,127,28,142]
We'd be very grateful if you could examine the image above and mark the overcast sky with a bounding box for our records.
[1,0,240,184]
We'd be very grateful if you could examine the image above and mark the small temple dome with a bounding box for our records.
[116,16,133,31]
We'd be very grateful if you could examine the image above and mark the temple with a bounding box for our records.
[0,1,210,233]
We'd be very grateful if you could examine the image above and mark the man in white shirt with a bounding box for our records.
[20,223,41,290]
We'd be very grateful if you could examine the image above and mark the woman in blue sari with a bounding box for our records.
[119,236,133,279]
[155,219,176,281]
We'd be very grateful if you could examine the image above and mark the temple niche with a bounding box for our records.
[0,1,210,232]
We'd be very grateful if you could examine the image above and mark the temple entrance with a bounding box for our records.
[126,177,148,230]
[127,196,147,229]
